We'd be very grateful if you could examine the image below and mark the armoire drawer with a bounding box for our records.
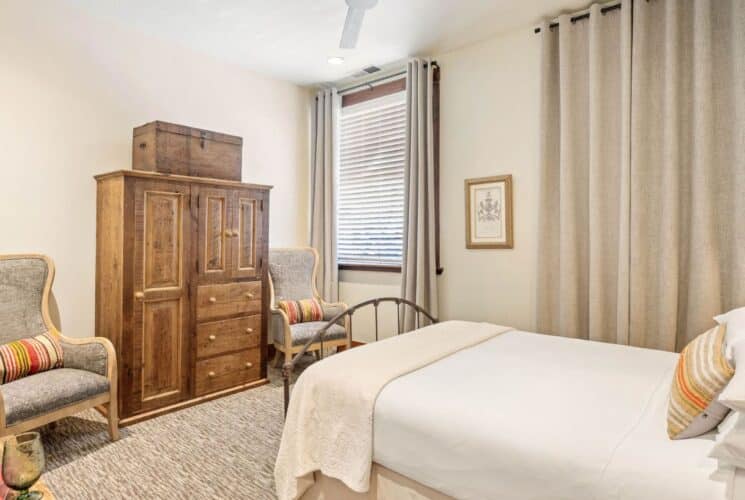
[195,348,261,396]
[196,315,261,359]
[196,281,262,321]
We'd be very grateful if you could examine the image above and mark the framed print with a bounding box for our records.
[465,175,513,249]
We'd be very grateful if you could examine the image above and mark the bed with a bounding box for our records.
[275,308,744,500]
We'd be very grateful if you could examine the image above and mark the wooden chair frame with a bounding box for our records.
[268,247,349,365]
[0,254,119,441]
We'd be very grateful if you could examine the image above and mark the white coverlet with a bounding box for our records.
[274,321,512,500]
[374,330,737,500]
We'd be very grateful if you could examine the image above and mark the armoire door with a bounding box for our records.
[128,179,191,416]
[230,190,264,279]
[197,187,231,282]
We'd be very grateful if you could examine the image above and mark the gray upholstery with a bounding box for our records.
[0,368,109,425]
[0,258,49,344]
[269,249,316,302]
[274,322,347,346]
[322,302,346,322]
[60,341,108,377]
[270,310,286,348]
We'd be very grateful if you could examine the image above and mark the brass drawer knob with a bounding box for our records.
[208,335,216,341]
[208,371,216,378]
[245,327,254,334]
[245,362,253,369]
[224,229,232,237]
[233,230,240,237]
[208,297,217,303]
[244,292,255,299]
[134,291,145,300]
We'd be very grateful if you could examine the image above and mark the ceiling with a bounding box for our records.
[64,0,588,86]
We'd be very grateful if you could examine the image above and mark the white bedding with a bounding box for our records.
[373,330,737,500]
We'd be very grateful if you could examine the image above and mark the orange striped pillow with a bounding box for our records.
[277,298,323,325]
[0,333,64,385]
[668,324,734,439]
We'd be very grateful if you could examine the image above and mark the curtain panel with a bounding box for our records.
[537,0,745,351]
[401,58,439,330]
[536,2,632,344]
[629,0,745,350]
[310,88,340,302]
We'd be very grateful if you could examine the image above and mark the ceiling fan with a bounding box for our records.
[339,0,379,49]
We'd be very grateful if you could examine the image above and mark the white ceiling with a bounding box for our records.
[64,0,588,86]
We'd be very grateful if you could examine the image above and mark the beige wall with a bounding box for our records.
[0,2,310,338]
[339,26,541,335]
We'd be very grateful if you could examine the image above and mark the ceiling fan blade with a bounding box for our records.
[340,7,365,48]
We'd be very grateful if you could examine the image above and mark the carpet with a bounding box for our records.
[40,361,310,499]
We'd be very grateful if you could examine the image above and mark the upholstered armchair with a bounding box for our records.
[0,255,118,440]
[268,248,349,365]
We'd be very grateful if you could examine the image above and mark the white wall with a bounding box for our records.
[0,1,310,337]
[339,26,541,334]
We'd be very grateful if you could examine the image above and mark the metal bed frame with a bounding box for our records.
[282,297,438,414]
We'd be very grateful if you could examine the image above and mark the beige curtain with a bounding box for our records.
[401,58,438,330]
[629,0,745,350]
[310,88,340,301]
[538,0,745,351]
[536,2,632,344]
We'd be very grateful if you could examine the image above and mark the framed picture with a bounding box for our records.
[464,175,513,249]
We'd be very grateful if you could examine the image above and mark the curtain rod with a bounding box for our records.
[315,61,439,98]
[534,2,622,33]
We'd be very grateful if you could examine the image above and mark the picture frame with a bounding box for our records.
[464,175,513,249]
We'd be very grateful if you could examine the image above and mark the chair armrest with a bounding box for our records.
[57,335,115,378]
[270,307,292,348]
[321,301,348,323]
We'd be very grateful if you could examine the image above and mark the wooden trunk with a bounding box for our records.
[95,170,270,425]
[132,121,243,181]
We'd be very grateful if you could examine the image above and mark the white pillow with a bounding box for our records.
[710,411,745,469]
[717,307,745,411]
[716,306,745,361]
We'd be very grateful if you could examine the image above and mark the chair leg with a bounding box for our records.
[313,350,321,361]
[273,349,283,368]
[106,399,120,442]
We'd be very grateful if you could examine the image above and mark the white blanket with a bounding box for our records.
[274,321,512,500]
[374,330,736,500]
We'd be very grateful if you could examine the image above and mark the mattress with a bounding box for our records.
[373,330,736,500]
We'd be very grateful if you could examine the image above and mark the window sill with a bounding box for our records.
[338,264,445,275]
[338,263,401,273]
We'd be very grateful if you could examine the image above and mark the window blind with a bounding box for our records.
[338,91,406,266]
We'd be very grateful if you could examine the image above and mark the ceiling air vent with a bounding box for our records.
[348,65,383,80]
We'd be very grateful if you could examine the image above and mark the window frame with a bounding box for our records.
[337,67,441,274]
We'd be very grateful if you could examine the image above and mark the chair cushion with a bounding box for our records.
[277,298,323,325]
[0,333,63,384]
[0,368,109,425]
[275,322,347,346]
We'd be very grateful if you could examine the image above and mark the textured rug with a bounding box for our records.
[40,360,310,499]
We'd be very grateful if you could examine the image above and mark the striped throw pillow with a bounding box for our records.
[667,324,734,439]
[0,333,64,385]
[277,298,323,325]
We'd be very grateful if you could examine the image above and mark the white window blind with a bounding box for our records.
[338,90,406,266]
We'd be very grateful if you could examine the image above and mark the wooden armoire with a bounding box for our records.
[95,169,271,425]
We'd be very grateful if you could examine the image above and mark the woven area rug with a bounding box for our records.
[40,361,310,499]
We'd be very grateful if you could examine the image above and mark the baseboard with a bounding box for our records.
[112,378,270,427]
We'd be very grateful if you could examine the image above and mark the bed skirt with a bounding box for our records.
[300,463,454,500]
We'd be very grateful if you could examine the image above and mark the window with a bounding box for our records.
[337,88,407,269]
[336,68,440,273]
